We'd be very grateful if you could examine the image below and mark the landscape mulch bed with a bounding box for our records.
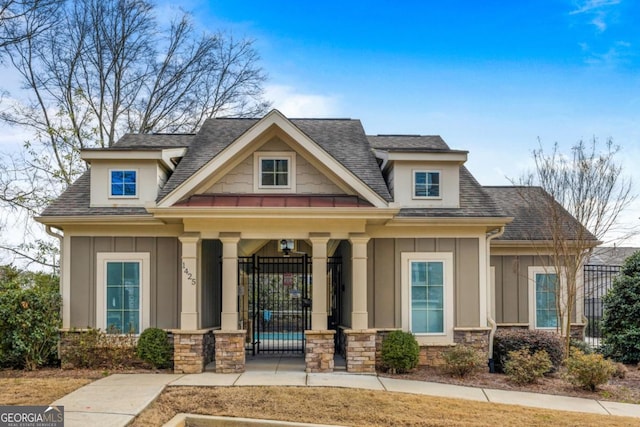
[381,364,640,404]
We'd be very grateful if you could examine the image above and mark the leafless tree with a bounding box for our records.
[517,138,635,355]
[0,0,269,267]
[0,0,62,55]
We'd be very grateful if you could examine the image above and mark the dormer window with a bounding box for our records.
[413,171,440,199]
[110,170,137,197]
[254,152,296,192]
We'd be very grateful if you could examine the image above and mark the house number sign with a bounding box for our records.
[182,262,196,286]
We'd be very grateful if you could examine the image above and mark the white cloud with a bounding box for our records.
[570,0,621,15]
[569,0,621,32]
[263,85,341,118]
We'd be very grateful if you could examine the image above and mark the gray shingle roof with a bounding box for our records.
[586,246,639,266]
[367,135,462,152]
[40,172,150,217]
[112,133,195,149]
[157,117,392,202]
[397,167,507,218]
[483,186,598,241]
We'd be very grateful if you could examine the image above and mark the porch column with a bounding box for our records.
[350,234,370,330]
[179,233,201,330]
[309,233,330,330]
[220,232,241,330]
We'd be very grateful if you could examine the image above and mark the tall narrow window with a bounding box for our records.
[110,170,137,197]
[260,158,289,187]
[106,261,140,333]
[410,260,445,333]
[414,171,440,198]
[535,273,558,329]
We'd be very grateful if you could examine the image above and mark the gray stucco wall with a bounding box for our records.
[69,236,180,329]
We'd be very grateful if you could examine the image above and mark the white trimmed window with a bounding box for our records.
[110,169,138,197]
[254,152,296,191]
[528,266,565,330]
[97,253,150,334]
[413,170,440,198]
[401,252,454,344]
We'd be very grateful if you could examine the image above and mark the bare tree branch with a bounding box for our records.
[0,0,270,269]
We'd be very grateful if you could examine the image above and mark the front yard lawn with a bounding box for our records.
[131,386,640,427]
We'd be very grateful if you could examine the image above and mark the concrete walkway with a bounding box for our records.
[52,357,640,427]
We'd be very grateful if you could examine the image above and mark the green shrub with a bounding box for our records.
[136,328,172,369]
[381,330,420,373]
[504,348,552,385]
[0,267,61,370]
[565,349,615,391]
[601,251,640,364]
[61,328,140,369]
[493,329,564,373]
[442,345,484,377]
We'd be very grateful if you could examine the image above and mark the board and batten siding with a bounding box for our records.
[367,237,480,329]
[69,236,180,330]
[491,254,577,325]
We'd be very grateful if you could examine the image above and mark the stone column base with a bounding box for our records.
[305,330,335,373]
[173,329,215,374]
[454,327,491,360]
[214,330,246,373]
[345,329,376,373]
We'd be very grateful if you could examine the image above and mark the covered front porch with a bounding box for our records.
[172,231,375,374]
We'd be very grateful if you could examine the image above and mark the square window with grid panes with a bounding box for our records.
[260,158,289,187]
[414,171,440,198]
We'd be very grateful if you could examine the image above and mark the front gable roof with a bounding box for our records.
[157,110,392,208]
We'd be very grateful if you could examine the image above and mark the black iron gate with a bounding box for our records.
[583,264,621,347]
[239,254,343,356]
[240,255,312,355]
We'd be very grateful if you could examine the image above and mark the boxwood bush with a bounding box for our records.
[493,329,564,373]
[381,330,420,373]
[136,327,172,369]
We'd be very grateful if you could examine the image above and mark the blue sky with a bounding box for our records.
[1,0,638,244]
[183,0,640,245]
[179,1,640,179]
[175,0,640,243]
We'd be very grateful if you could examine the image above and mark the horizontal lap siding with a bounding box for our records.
[69,236,180,330]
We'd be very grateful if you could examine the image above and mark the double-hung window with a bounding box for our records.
[410,260,444,333]
[401,252,454,343]
[110,170,137,197]
[528,266,563,330]
[106,261,140,333]
[413,171,440,198]
[97,253,150,334]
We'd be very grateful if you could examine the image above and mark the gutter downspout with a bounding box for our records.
[486,226,505,373]
[45,226,63,276]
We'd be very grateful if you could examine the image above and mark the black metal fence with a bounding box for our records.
[583,264,621,347]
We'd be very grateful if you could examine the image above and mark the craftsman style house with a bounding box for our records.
[37,110,596,373]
